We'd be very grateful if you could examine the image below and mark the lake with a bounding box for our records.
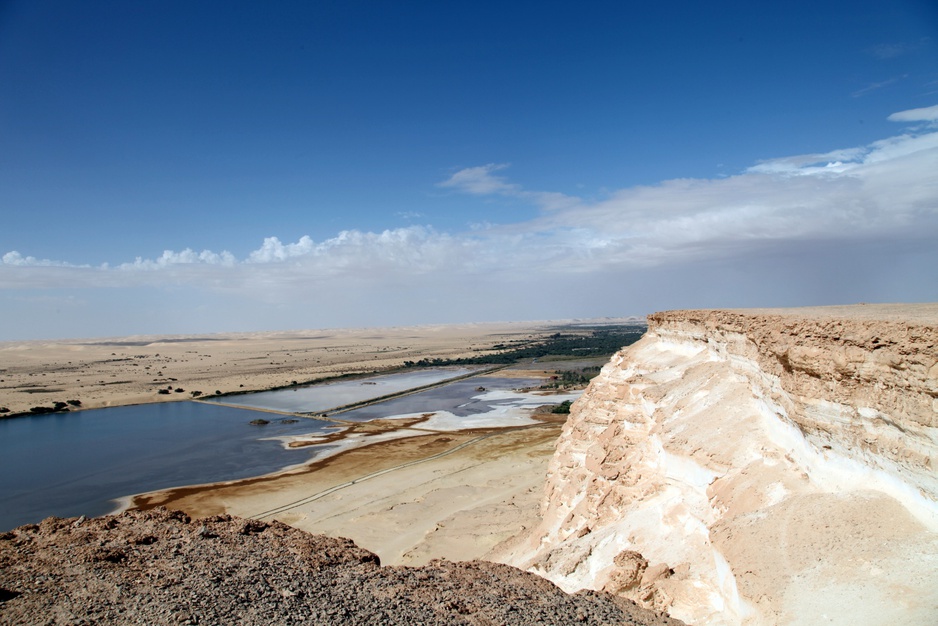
[0,402,338,531]
[205,366,483,413]
[0,370,546,531]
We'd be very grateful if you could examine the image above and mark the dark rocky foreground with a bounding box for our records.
[0,509,683,625]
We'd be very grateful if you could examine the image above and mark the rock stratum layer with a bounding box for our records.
[498,304,938,625]
[0,508,683,625]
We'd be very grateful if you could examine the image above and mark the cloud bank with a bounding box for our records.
[3,105,937,338]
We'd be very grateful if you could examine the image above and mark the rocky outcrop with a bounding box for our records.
[497,305,938,625]
[0,508,683,625]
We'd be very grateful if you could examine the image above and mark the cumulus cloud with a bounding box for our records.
[247,236,315,263]
[5,109,936,284]
[2,105,937,338]
[2,251,87,268]
[240,228,471,276]
[119,248,237,270]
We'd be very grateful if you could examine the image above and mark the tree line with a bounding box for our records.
[402,326,646,367]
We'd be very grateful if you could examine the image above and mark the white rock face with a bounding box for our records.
[496,306,938,626]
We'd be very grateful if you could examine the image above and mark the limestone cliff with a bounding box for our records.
[497,304,938,625]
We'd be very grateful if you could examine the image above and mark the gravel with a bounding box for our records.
[0,508,683,625]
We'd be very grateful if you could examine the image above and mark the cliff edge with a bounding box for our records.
[497,304,938,625]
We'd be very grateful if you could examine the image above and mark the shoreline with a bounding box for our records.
[127,413,569,565]
[0,319,626,416]
[1,320,619,561]
[2,357,581,533]
[126,386,577,514]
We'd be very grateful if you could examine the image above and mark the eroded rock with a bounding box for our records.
[498,305,938,625]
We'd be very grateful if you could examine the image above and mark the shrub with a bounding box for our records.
[551,400,573,414]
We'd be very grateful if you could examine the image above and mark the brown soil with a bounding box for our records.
[0,508,684,626]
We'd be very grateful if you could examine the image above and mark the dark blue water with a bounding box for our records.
[0,375,540,531]
[0,403,337,531]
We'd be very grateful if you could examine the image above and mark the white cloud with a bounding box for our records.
[247,236,315,263]
[746,147,867,176]
[2,105,937,338]
[2,251,87,268]
[6,117,938,280]
[887,104,938,123]
[438,163,580,212]
[119,248,237,270]
[852,76,904,98]
[438,163,518,195]
[5,111,936,283]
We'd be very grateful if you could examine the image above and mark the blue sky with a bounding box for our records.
[1,1,937,339]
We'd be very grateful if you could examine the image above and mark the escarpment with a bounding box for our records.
[496,304,938,626]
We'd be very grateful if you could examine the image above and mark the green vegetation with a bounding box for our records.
[402,325,645,368]
[551,400,573,414]
[541,366,602,389]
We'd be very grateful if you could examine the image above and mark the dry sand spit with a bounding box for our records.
[495,304,938,626]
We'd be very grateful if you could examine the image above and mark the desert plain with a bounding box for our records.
[0,321,585,415]
[0,320,621,565]
[3,306,938,625]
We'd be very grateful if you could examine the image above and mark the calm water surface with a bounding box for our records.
[206,366,482,413]
[0,371,540,531]
[0,403,337,531]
